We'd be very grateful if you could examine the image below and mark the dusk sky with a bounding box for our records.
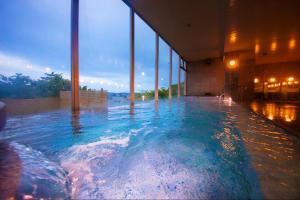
[0,0,182,92]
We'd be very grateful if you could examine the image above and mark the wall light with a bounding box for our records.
[255,44,260,54]
[287,77,294,82]
[230,32,237,43]
[289,39,296,49]
[271,42,277,51]
[229,59,236,67]
[254,78,259,83]
[269,77,276,82]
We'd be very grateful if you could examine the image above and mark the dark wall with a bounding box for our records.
[254,61,300,81]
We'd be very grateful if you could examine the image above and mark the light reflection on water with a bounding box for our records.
[0,98,299,199]
[251,102,297,122]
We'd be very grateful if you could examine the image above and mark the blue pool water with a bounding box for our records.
[1,97,300,199]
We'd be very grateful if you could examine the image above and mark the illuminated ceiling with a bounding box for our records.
[123,0,300,63]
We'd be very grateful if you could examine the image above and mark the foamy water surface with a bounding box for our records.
[1,98,300,199]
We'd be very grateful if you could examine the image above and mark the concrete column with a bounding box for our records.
[178,57,181,97]
[184,61,187,96]
[71,0,80,111]
[130,8,135,103]
[169,48,172,99]
[155,33,159,101]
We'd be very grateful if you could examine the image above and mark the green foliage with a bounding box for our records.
[135,83,184,100]
[0,73,71,99]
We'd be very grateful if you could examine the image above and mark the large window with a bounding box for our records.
[135,15,155,99]
[0,0,71,114]
[158,39,170,90]
[172,52,180,96]
[78,0,129,107]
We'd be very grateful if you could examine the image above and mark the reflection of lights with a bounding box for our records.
[141,72,145,76]
[264,82,268,85]
[261,103,297,122]
[271,41,277,51]
[255,44,260,54]
[230,32,237,43]
[250,102,259,112]
[287,77,294,82]
[282,82,287,86]
[289,39,296,49]
[269,77,276,82]
[228,97,232,106]
[288,81,292,85]
[285,116,292,122]
[224,96,233,106]
[254,78,259,83]
[295,81,299,84]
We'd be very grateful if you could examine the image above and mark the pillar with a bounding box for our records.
[169,48,172,99]
[71,0,80,111]
[178,57,181,97]
[155,33,159,101]
[184,61,187,96]
[130,8,135,103]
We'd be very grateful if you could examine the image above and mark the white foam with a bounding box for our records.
[97,135,130,147]
[60,137,213,199]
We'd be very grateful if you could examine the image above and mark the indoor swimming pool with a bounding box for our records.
[0,97,299,199]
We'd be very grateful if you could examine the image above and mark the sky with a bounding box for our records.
[0,0,182,92]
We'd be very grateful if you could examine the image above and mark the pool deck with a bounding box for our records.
[247,101,300,137]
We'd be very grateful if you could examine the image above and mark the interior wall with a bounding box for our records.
[226,58,256,101]
[254,61,300,100]
[254,61,300,81]
[186,58,225,96]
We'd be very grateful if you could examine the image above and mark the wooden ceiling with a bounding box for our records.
[124,0,300,63]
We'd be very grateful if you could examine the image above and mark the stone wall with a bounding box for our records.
[186,58,225,96]
[1,98,60,115]
[60,90,107,108]
[1,90,108,115]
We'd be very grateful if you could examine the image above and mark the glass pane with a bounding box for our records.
[135,15,155,100]
[158,38,169,98]
[79,0,129,107]
[0,0,71,115]
[172,52,180,96]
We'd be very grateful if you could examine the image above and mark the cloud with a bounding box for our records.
[0,51,55,79]
[0,51,130,92]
